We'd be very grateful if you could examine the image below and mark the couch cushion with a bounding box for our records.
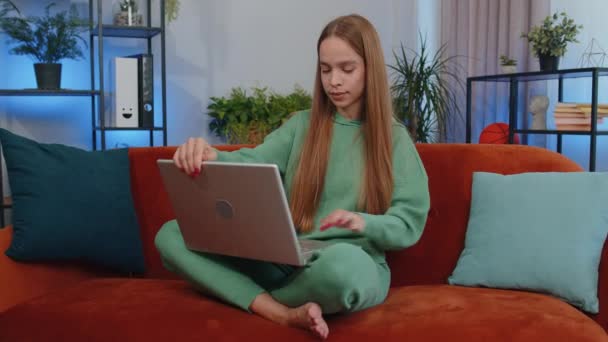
[448,171,608,313]
[386,144,583,288]
[0,129,145,274]
[339,285,607,341]
[0,279,604,341]
[0,226,100,313]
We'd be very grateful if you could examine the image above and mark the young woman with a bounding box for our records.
[155,14,430,340]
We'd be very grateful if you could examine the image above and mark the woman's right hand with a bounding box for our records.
[173,137,218,176]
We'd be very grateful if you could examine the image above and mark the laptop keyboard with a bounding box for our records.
[298,239,332,253]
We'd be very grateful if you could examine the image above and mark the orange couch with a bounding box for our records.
[0,144,606,341]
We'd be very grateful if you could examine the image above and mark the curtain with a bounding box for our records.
[441,0,550,144]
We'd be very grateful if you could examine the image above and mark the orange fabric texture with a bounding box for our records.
[0,279,605,341]
[0,226,99,313]
[1,143,607,339]
[384,144,608,331]
[386,144,584,287]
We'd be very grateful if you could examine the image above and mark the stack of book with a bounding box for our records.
[553,103,608,131]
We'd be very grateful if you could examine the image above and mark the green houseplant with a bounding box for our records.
[0,3,87,89]
[521,12,582,71]
[499,54,517,73]
[207,85,312,144]
[165,0,180,23]
[0,0,18,21]
[389,35,464,143]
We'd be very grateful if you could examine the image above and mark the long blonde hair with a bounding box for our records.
[290,14,394,233]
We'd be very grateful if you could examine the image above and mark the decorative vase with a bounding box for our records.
[501,65,517,74]
[34,63,62,89]
[538,53,560,72]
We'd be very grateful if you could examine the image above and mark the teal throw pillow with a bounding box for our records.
[448,171,608,313]
[0,128,145,274]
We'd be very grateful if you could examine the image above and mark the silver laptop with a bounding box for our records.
[157,159,333,266]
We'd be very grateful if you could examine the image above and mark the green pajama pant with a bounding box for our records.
[154,220,391,314]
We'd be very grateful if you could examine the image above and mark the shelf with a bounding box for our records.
[468,67,608,83]
[91,25,162,39]
[514,129,608,135]
[466,67,607,171]
[0,1,168,226]
[95,127,164,131]
[0,89,100,96]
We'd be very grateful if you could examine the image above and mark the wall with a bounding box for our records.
[416,0,440,57]
[167,0,422,145]
[0,0,424,148]
[0,0,432,198]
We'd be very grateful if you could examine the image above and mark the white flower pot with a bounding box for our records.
[501,65,517,74]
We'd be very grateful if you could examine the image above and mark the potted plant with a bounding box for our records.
[0,0,18,21]
[499,55,517,74]
[207,85,312,144]
[0,3,87,89]
[521,12,582,71]
[165,0,180,23]
[389,34,464,143]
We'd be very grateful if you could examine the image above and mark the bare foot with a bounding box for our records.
[287,302,329,340]
[249,294,329,339]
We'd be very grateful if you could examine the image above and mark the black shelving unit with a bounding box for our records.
[90,0,168,150]
[466,67,608,171]
[0,0,168,226]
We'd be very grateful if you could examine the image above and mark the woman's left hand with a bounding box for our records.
[319,209,365,233]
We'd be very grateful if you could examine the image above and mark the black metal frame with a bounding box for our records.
[89,0,168,150]
[465,67,608,171]
[0,1,168,225]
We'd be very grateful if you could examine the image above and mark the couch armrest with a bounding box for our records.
[0,226,101,313]
[595,239,608,332]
